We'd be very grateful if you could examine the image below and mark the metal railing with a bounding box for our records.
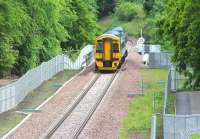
[0,45,94,114]
[151,114,157,139]
[163,67,200,139]
[148,52,172,69]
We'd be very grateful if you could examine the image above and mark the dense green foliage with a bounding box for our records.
[0,0,98,77]
[116,2,140,21]
[143,0,154,14]
[157,0,200,88]
[96,0,116,17]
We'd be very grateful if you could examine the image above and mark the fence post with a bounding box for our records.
[151,114,157,139]
[0,46,94,114]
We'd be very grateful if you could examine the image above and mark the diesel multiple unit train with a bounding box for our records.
[94,27,128,71]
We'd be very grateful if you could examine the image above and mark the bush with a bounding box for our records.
[97,0,116,17]
[116,2,140,21]
[0,0,98,77]
[143,0,154,14]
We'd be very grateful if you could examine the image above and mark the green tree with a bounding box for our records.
[0,0,99,76]
[61,0,99,50]
[116,2,140,21]
[157,0,200,88]
[143,0,154,14]
[0,0,29,76]
[97,0,116,17]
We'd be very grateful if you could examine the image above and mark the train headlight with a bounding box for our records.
[96,61,103,67]
[113,62,119,67]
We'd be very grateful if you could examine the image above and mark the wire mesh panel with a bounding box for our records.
[149,52,171,68]
[0,45,94,113]
[164,69,200,139]
[164,114,200,139]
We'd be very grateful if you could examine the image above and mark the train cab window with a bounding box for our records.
[96,42,103,53]
[112,43,119,53]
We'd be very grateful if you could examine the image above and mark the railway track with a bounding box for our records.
[42,70,119,139]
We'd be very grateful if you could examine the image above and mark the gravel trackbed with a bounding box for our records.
[5,67,95,139]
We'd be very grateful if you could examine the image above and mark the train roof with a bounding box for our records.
[102,27,125,37]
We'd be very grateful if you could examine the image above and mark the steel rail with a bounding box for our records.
[71,71,118,139]
[71,61,126,139]
[44,60,126,139]
[43,74,101,139]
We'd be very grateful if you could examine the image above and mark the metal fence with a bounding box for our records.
[147,52,172,139]
[0,45,94,114]
[147,52,200,139]
[149,52,172,68]
[164,114,200,139]
[163,67,200,139]
[151,114,157,139]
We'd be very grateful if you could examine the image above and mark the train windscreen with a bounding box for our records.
[96,42,103,53]
[112,43,119,53]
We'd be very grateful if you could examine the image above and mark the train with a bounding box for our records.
[94,27,128,71]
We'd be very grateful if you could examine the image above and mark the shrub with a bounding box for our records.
[143,0,154,14]
[116,2,140,21]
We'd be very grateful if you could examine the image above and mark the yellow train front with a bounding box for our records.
[95,27,128,71]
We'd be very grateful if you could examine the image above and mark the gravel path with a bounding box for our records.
[5,66,95,139]
[78,41,141,139]
[50,74,114,139]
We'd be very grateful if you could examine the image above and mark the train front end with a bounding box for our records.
[95,35,122,71]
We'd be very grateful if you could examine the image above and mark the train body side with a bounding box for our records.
[94,27,128,71]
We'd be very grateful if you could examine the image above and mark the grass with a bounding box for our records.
[98,6,158,44]
[98,3,148,38]
[0,70,79,137]
[0,112,25,138]
[99,14,147,37]
[166,92,176,114]
[191,133,200,139]
[119,69,168,139]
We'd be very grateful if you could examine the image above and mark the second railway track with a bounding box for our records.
[42,70,118,139]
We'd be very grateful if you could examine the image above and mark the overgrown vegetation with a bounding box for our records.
[0,0,98,77]
[0,69,78,136]
[99,0,200,89]
[143,0,154,14]
[96,0,116,17]
[167,92,176,114]
[119,69,168,139]
[157,0,200,89]
[99,0,163,43]
[116,2,141,21]
[191,133,200,139]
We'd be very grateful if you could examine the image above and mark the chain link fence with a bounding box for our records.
[163,67,200,139]
[0,45,94,114]
[147,51,200,139]
[149,52,172,69]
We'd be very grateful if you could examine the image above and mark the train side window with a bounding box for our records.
[112,43,119,53]
[96,42,103,53]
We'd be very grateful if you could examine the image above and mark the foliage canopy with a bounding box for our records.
[0,0,98,76]
[157,0,200,88]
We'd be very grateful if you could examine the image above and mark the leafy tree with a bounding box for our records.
[0,0,99,76]
[11,0,65,75]
[0,42,16,77]
[61,0,99,50]
[0,0,29,76]
[96,0,116,17]
[143,0,154,14]
[157,0,200,89]
[116,2,140,21]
